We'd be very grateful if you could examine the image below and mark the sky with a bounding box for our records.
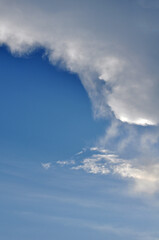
[1,0,159,239]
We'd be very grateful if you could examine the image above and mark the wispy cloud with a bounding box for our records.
[70,148,159,194]
[57,160,75,166]
[41,162,51,170]
[19,210,159,240]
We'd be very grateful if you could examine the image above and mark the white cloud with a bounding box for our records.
[41,162,51,170]
[0,0,159,125]
[71,148,159,194]
[73,157,110,175]
[57,160,75,166]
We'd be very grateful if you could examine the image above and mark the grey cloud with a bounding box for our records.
[0,0,159,125]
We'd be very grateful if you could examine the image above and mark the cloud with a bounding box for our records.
[41,162,51,170]
[1,0,159,196]
[71,148,159,194]
[57,160,75,166]
[0,0,159,125]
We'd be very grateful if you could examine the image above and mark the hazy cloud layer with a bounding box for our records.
[1,0,159,125]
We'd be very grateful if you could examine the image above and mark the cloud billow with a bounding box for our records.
[1,0,159,125]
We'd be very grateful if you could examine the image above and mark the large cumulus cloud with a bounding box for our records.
[0,0,159,126]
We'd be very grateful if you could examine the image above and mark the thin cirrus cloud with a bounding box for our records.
[0,0,159,125]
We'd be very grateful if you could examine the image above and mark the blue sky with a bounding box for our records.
[1,1,159,239]
[0,46,106,160]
